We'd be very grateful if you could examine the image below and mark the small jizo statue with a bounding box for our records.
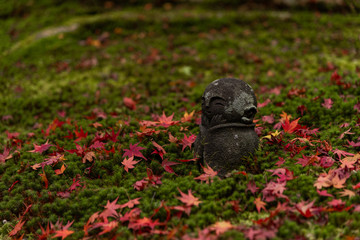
[195,78,259,177]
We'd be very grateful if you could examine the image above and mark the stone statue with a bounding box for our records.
[195,78,259,177]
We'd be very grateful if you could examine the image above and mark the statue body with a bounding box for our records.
[195,78,259,177]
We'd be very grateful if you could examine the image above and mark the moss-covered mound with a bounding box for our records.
[1,2,360,239]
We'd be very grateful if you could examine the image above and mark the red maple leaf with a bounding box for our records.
[352,182,360,190]
[176,188,202,207]
[157,112,179,128]
[28,139,53,154]
[123,143,146,160]
[128,217,160,231]
[321,98,333,109]
[339,128,354,139]
[194,163,218,184]
[168,132,178,144]
[105,128,121,143]
[74,127,88,142]
[295,200,315,218]
[65,143,87,157]
[332,149,354,160]
[262,114,274,124]
[9,219,25,237]
[100,197,121,221]
[38,222,55,239]
[122,156,140,172]
[180,134,196,151]
[246,181,259,194]
[93,221,119,236]
[0,147,12,164]
[52,229,74,240]
[262,181,288,202]
[123,97,136,110]
[119,197,141,209]
[161,158,180,174]
[68,177,82,192]
[254,197,266,213]
[317,189,334,197]
[151,141,166,160]
[282,117,300,134]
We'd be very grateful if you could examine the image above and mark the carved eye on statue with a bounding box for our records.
[207,97,226,115]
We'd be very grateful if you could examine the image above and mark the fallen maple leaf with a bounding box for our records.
[180,134,196,151]
[246,181,259,194]
[74,127,88,142]
[332,174,347,189]
[122,156,140,172]
[282,117,300,134]
[352,182,360,190]
[151,141,166,160]
[100,197,121,221]
[9,219,26,236]
[28,139,53,154]
[55,164,66,175]
[194,163,218,184]
[339,128,354,139]
[176,188,202,207]
[258,98,271,108]
[123,97,136,110]
[119,197,141,209]
[39,169,49,189]
[0,147,12,164]
[332,149,354,160]
[340,157,357,170]
[128,217,160,231]
[123,143,146,160]
[327,198,346,208]
[262,114,274,124]
[82,151,96,163]
[339,189,356,199]
[321,98,333,109]
[157,112,179,128]
[52,229,74,240]
[161,158,180,174]
[295,200,315,218]
[317,189,334,197]
[210,221,233,236]
[347,140,360,147]
[181,110,195,123]
[254,197,266,213]
[97,221,119,235]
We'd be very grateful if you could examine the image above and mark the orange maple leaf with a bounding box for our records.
[181,110,195,123]
[82,151,96,163]
[331,174,347,189]
[280,111,292,122]
[52,229,74,240]
[210,221,233,235]
[254,197,266,213]
[122,156,140,172]
[176,188,202,207]
[9,219,25,237]
[339,189,356,199]
[55,164,66,175]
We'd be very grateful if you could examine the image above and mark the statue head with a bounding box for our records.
[201,78,257,127]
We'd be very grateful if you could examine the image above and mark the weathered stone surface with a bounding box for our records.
[195,78,259,177]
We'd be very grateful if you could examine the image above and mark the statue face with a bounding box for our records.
[202,78,257,127]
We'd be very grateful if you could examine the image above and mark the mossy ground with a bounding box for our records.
[1,1,360,239]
